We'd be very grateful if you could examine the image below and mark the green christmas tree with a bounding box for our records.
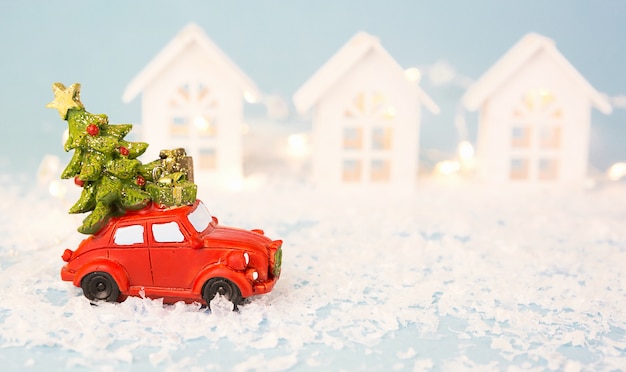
[47,83,152,234]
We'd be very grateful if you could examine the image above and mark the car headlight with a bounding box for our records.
[245,269,258,282]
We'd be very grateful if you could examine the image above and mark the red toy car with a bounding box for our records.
[61,200,282,310]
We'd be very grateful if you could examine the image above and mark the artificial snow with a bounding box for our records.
[0,176,625,370]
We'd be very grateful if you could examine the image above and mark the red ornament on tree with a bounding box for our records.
[119,146,129,156]
[86,124,99,136]
[136,175,146,187]
[74,176,85,187]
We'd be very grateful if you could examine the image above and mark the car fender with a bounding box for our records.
[73,258,130,292]
[192,264,253,298]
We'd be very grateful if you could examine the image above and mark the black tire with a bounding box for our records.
[203,278,243,311]
[81,272,120,302]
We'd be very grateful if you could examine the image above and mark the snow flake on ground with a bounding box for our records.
[1,178,625,370]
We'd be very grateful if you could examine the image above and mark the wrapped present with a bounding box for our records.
[146,172,197,208]
[158,148,194,183]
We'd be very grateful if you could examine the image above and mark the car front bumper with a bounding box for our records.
[61,266,75,282]
[253,275,279,295]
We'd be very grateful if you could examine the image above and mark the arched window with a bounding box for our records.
[341,91,395,182]
[510,89,562,181]
[168,82,219,170]
[168,83,218,138]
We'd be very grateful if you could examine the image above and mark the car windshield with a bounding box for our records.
[187,201,213,233]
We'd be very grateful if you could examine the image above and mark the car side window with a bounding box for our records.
[152,221,185,243]
[113,225,145,245]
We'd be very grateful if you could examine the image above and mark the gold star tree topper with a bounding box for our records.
[46,82,85,120]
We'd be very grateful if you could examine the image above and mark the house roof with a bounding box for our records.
[293,31,439,115]
[123,23,260,103]
[462,32,612,114]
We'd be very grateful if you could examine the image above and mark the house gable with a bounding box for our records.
[316,48,417,121]
[123,23,260,104]
[462,32,611,115]
[293,31,439,115]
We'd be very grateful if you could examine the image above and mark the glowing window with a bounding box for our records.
[523,90,555,111]
[178,84,190,100]
[511,127,531,148]
[344,91,395,121]
[342,159,361,182]
[168,82,219,136]
[538,158,559,180]
[510,89,563,148]
[170,116,189,136]
[510,158,529,180]
[343,127,362,150]
[372,127,393,150]
[539,127,561,149]
[197,83,209,101]
[371,159,391,182]
[199,148,217,170]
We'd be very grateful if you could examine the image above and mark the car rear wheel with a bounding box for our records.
[203,278,242,312]
[81,272,120,302]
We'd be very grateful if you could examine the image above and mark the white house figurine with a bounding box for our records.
[293,31,439,190]
[462,32,612,186]
[123,23,260,189]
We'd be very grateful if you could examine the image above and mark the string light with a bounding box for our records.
[48,180,67,199]
[37,155,61,186]
[458,141,474,161]
[229,178,244,192]
[287,133,309,158]
[193,116,210,132]
[607,162,626,181]
[243,91,257,104]
[457,140,476,171]
[435,160,461,176]
[404,67,422,83]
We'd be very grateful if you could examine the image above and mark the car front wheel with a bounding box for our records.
[203,277,242,312]
[81,272,120,302]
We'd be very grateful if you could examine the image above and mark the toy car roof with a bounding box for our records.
[92,200,202,236]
